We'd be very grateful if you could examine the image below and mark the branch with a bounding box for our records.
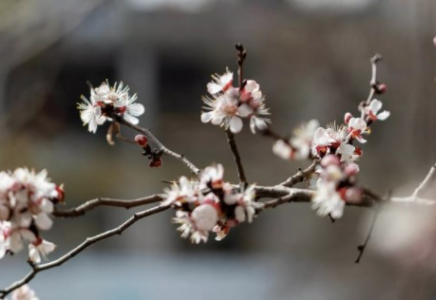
[225,129,248,188]
[0,204,170,299]
[280,160,319,187]
[52,194,164,218]
[411,163,436,199]
[115,116,201,176]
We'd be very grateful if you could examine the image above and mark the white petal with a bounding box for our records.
[234,206,246,223]
[123,114,140,125]
[211,114,225,125]
[207,83,223,94]
[369,99,382,113]
[237,104,253,118]
[28,244,41,264]
[35,213,53,230]
[243,80,260,93]
[201,112,213,123]
[127,103,145,116]
[377,110,390,121]
[229,117,243,133]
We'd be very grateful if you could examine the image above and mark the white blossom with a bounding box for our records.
[347,117,368,143]
[201,164,224,189]
[312,181,345,220]
[28,239,56,264]
[11,285,38,300]
[201,94,243,133]
[234,185,263,223]
[78,81,145,133]
[162,176,201,206]
[365,99,390,121]
[77,96,106,133]
[207,69,233,94]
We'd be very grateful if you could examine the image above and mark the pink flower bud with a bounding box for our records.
[344,112,353,125]
[135,135,148,147]
[377,83,387,94]
[344,187,362,203]
[433,36,436,48]
[321,154,340,167]
[344,163,360,177]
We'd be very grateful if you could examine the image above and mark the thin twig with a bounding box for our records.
[355,190,390,263]
[411,163,436,199]
[361,54,382,120]
[280,160,319,187]
[225,129,248,188]
[115,116,201,176]
[0,204,170,299]
[52,194,164,218]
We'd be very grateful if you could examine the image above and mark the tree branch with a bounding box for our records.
[52,194,164,218]
[225,129,248,188]
[0,204,170,299]
[280,160,319,187]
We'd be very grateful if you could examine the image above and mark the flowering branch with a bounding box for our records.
[0,204,170,299]
[3,43,436,299]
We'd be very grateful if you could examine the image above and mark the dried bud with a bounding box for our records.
[344,112,353,125]
[149,157,162,168]
[135,135,148,147]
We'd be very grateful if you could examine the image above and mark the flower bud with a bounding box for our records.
[321,154,340,167]
[376,83,387,94]
[344,163,360,177]
[344,112,353,125]
[135,135,148,147]
[344,187,363,203]
[149,157,162,168]
[433,36,436,48]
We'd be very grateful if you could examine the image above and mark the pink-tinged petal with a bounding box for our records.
[35,213,53,230]
[229,116,243,133]
[433,36,436,47]
[377,110,390,121]
[243,80,260,93]
[369,99,382,113]
[127,103,145,116]
[207,83,223,94]
[220,72,233,86]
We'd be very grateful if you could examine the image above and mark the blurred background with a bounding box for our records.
[1,0,436,299]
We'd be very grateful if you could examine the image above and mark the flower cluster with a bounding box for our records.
[0,168,64,263]
[201,69,270,134]
[163,164,263,243]
[273,96,389,219]
[78,80,145,133]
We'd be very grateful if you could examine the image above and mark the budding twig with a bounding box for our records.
[115,116,201,176]
[0,204,170,299]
